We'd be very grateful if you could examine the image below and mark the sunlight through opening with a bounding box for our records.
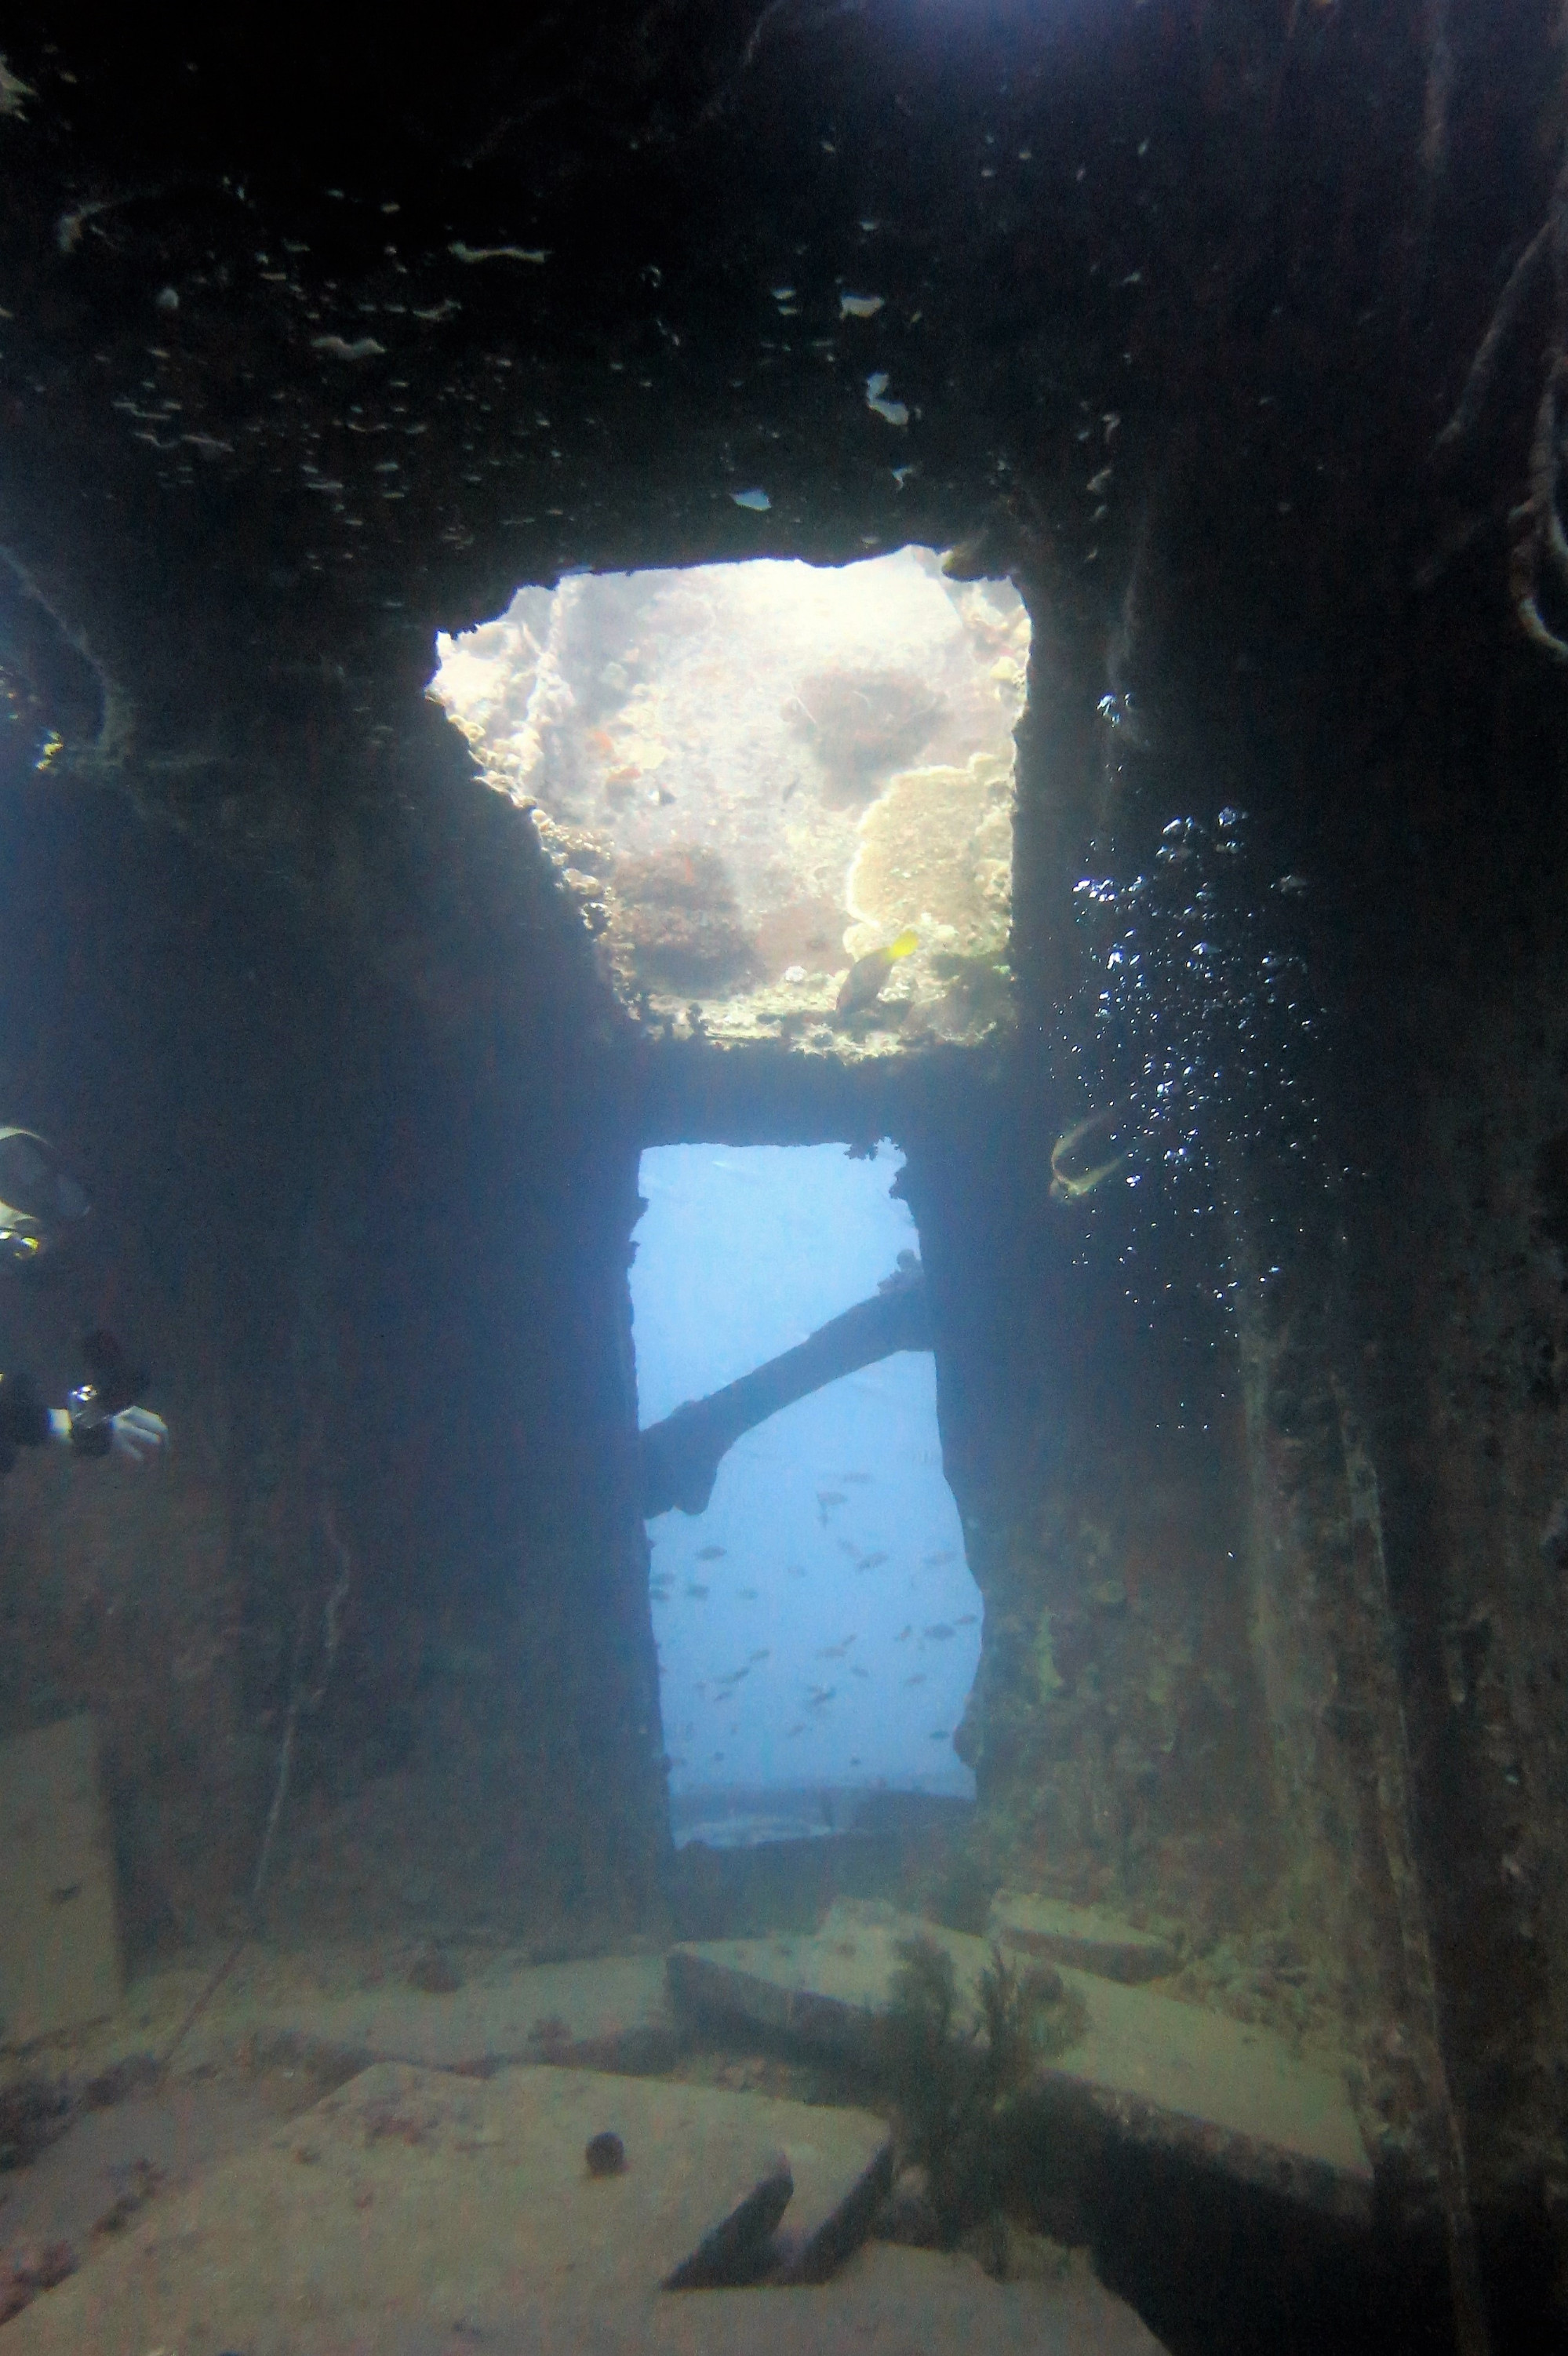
[432,550,1027,1058]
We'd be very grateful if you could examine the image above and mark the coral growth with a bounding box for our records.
[608,845,759,993]
[786,668,946,797]
[845,751,1013,966]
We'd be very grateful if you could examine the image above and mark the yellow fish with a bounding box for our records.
[836,927,919,1014]
[1050,1107,1127,1202]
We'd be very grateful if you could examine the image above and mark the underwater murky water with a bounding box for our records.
[0,1,1484,2333]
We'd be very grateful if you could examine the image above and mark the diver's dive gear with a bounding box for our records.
[67,1328,146,1455]
[0,1129,89,1265]
[65,1390,114,1455]
[0,1305,163,1477]
[0,1130,166,1471]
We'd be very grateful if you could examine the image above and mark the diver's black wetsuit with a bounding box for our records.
[0,1369,52,1478]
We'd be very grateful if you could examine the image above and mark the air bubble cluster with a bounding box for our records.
[1068,805,1324,1308]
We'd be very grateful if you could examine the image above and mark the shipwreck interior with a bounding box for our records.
[2,4,1568,2352]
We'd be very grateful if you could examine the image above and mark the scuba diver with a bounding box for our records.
[0,1127,168,1477]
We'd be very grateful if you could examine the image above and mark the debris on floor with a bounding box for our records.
[986,1892,1181,1985]
[668,1898,1372,2220]
[0,2060,900,2351]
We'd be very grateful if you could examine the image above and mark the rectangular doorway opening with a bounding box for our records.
[632,1141,981,1851]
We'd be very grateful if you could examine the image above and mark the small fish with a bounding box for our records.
[955,1613,978,1626]
[922,1550,955,1567]
[786,1724,806,1737]
[925,1622,955,1640]
[686,1583,710,1600]
[449,240,550,264]
[749,1648,771,1662]
[929,1729,951,1742]
[850,1664,870,1679]
[311,333,386,359]
[809,1685,837,1706]
[858,1551,888,1570]
[731,486,771,512]
[1050,1106,1127,1203]
[696,1545,726,1560]
[904,1672,927,1686]
[786,1563,806,1579]
[817,1491,846,1521]
[816,1637,856,1659]
[836,927,919,1014]
[839,1539,863,1559]
[895,1625,913,1641]
[737,1586,759,1600]
[839,1472,873,1484]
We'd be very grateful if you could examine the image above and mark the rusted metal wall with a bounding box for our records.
[0,734,668,1957]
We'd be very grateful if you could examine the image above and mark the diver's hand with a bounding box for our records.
[109,1405,169,1465]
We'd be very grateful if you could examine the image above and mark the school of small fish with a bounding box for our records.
[646,1463,981,1781]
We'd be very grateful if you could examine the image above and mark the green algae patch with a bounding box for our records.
[1035,1611,1065,1703]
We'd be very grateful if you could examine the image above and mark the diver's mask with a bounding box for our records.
[0,1127,90,1269]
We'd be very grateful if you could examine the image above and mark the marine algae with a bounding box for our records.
[875,1933,1086,2246]
[1034,1610,1065,1702]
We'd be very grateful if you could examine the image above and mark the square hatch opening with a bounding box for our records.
[431,548,1026,1058]
[631,1140,982,1848]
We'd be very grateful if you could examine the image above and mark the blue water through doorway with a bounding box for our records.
[632,1143,981,1834]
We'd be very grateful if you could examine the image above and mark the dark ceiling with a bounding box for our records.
[0,2,1557,868]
